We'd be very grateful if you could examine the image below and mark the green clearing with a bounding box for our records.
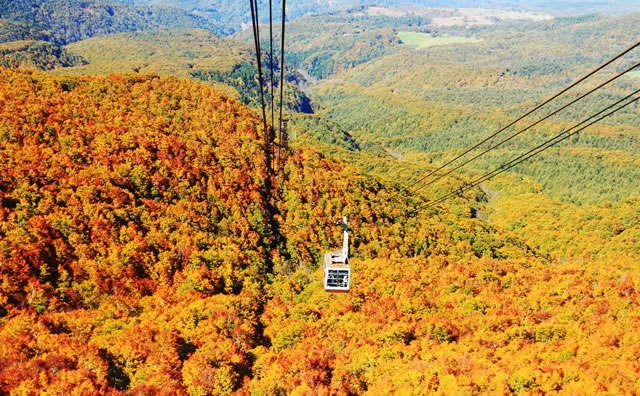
[397,32,482,49]
[628,71,640,79]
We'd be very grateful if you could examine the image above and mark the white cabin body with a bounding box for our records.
[323,216,350,292]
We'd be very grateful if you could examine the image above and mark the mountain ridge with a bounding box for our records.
[0,0,229,45]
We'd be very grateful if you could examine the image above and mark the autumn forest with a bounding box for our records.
[1,0,640,394]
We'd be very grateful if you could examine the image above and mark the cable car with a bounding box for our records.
[323,216,350,292]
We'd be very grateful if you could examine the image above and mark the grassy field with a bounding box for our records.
[628,71,640,79]
[397,32,482,49]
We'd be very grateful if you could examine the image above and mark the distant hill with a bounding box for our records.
[0,19,58,44]
[0,40,86,71]
[243,7,414,80]
[237,5,551,81]
[112,0,354,31]
[0,0,229,44]
[55,29,313,112]
[308,12,640,205]
[113,0,640,33]
[510,0,640,16]
[58,29,252,80]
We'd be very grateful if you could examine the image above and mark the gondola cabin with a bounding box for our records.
[323,216,350,292]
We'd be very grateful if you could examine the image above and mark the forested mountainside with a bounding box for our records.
[0,19,56,44]
[112,0,332,31]
[53,29,313,113]
[114,0,640,32]
[238,8,414,81]
[61,29,251,77]
[0,0,228,45]
[0,68,277,393]
[0,40,86,71]
[1,66,640,394]
[233,6,552,81]
[301,12,640,206]
[0,19,84,73]
[235,10,638,83]
[1,0,637,46]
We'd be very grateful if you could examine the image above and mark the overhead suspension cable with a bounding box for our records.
[409,60,640,196]
[269,0,275,131]
[278,0,287,161]
[249,0,269,155]
[419,90,640,210]
[396,40,640,198]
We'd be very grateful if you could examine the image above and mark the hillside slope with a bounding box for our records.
[0,0,228,44]
[115,0,640,32]
[0,68,275,393]
[54,29,313,112]
[1,68,639,394]
[0,40,86,71]
[310,13,640,205]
